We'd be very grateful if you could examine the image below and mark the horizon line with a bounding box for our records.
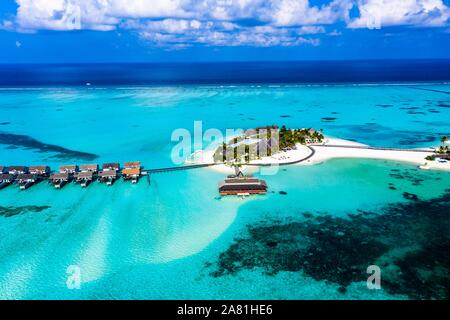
[2,58,450,65]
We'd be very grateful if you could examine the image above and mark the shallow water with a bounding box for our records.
[0,84,449,299]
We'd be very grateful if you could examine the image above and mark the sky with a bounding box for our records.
[0,0,450,63]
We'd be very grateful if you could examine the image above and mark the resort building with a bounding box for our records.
[99,170,118,185]
[49,172,70,189]
[99,163,120,185]
[16,174,38,190]
[75,171,94,187]
[305,129,321,144]
[102,163,120,171]
[7,166,28,175]
[79,164,98,173]
[218,176,268,196]
[0,174,14,189]
[29,166,50,177]
[122,162,141,183]
[436,154,450,161]
[59,165,78,174]
[122,168,140,183]
[0,166,4,173]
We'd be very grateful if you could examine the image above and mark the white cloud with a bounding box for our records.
[298,26,326,35]
[348,0,450,29]
[328,29,342,36]
[270,0,353,26]
[15,40,22,48]
[3,0,449,48]
[137,20,320,47]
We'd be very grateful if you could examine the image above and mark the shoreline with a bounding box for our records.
[188,137,450,173]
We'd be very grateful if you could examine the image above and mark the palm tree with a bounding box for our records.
[441,136,448,146]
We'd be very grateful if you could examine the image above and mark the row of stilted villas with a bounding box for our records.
[0,166,50,190]
[0,162,141,190]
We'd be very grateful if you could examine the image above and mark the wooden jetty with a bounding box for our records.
[0,161,220,191]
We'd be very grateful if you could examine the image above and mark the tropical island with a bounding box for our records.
[212,125,324,165]
[420,136,450,170]
[186,126,450,173]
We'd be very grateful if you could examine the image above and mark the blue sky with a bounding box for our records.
[1,0,450,63]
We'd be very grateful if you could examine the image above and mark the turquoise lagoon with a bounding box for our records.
[0,84,449,299]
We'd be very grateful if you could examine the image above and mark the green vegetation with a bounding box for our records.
[213,126,324,164]
[441,136,448,146]
[435,136,449,155]
[279,126,324,149]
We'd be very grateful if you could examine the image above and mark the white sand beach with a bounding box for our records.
[303,137,450,172]
[186,137,450,173]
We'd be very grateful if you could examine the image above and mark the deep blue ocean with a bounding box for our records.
[1,60,450,86]
[1,61,450,299]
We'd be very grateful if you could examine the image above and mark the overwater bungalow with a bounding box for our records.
[102,163,120,171]
[122,162,141,183]
[98,163,120,185]
[17,174,39,190]
[124,161,140,169]
[122,168,140,183]
[49,172,70,189]
[79,164,98,173]
[7,166,28,175]
[59,165,78,174]
[29,166,50,177]
[0,174,14,189]
[218,176,267,196]
[75,171,94,187]
[99,170,118,185]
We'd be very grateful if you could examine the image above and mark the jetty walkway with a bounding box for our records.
[310,144,434,153]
